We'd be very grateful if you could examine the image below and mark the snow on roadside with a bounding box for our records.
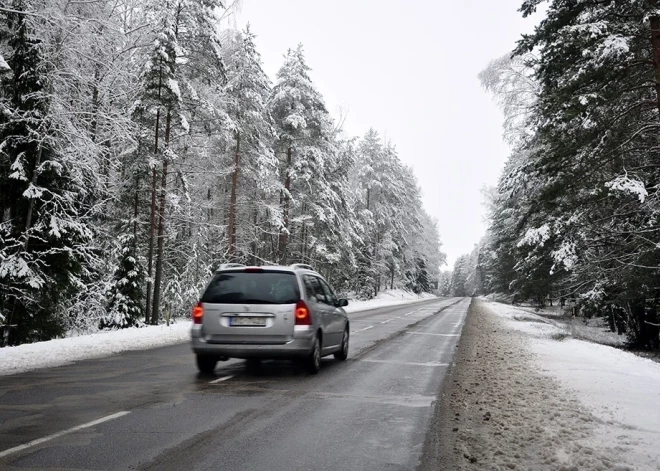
[491,301,628,347]
[482,300,660,470]
[0,322,192,377]
[0,290,437,376]
[344,289,436,313]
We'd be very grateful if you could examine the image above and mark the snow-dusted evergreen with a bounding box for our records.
[0,2,444,346]
[474,0,660,350]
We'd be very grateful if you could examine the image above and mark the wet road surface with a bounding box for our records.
[0,297,469,470]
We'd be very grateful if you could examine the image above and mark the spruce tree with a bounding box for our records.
[102,234,145,329]
[0,0,99,343]
[269,45,335,264]
[223,26,277,263]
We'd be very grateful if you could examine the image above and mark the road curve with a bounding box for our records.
[0,297,470,470]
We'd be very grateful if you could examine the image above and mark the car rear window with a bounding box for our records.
[201,271,300,304]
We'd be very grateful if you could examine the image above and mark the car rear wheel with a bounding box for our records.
[196,355,217,374]
[245,358,261,372]
[334,328,349,361]
[306,334,322,375]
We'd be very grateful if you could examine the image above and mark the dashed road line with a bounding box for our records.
[209,375,235,384]
[352,325,374,334]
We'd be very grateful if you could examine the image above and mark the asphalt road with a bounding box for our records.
[0,297,469,471]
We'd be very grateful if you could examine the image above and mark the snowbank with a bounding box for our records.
[484,299,627,346]
[0,322,192,376]
[0,290,437,376]
[483,300,660,470]
[344,289,436,313]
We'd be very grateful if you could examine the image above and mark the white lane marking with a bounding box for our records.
[406,332,460,337]
[209,375,234,384]
[361,359,449,367]
[352,325,374,334]
[0,411,131,459]
[380,319,393,324]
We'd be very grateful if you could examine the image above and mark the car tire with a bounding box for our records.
[196,355,217,375]
[334,327,349,361]
[307,334,322,375]
[245,358,261,372]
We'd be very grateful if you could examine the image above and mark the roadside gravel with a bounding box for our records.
[420,298,646,471]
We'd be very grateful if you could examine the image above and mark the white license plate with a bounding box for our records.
[230,316,267,327]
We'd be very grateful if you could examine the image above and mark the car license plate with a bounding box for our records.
[230,316,266,327]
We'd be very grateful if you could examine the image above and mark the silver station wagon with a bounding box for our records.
[191,264,350,374]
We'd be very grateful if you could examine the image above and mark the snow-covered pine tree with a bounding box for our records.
[269,45,337,264]
[102,234,145,329]
[0,0,100,343]
[223,26,277,263]
[478,0,660,348]
[437,271,453,297]
[451,255,470,297]
[351,129,383,297]
[515,0,660,344]
[0,4,448,343]
[135,15,181,325]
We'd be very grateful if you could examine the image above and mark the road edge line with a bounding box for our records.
[0,411,131,459]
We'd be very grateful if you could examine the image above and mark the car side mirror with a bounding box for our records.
[337,299,349,307]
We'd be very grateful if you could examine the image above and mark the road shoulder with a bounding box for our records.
[420,298,659,471]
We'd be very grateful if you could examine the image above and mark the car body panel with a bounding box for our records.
[191,265,348,362]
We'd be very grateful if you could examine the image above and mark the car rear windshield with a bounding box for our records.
[201,271,300,304]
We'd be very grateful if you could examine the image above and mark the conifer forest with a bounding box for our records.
[448,1,660,351]
[0,1,444,346]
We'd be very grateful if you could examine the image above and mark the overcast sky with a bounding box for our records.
[236,0,542,269]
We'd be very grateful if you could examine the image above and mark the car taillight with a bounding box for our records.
[244,267,263,272]
[193,302,204,324]
[295,300,311,325]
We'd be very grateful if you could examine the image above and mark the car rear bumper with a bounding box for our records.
[191,325,316,359]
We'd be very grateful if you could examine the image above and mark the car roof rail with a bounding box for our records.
[290,263,316,272]
[216,263,246,271]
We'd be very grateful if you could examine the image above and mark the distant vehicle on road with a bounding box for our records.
[191,264,350,375]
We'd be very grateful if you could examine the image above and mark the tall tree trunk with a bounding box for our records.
[250,205,258,265]
[227,132,240,262]
[278,146,292,263]
[132,176,139,243]
[206,187,212,260]
[151,110,172,325]
[23,145,43,250]
[207,188,212,221]
[90,66,100,145]
[301,216,307,263]
[651,16,660,120]
[145,107,161,323]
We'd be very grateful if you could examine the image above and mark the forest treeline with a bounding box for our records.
[0,0,444,346]
[446,0,660,351]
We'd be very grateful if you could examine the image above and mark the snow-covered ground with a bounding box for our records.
[495,301,628,347]
[483,300,660,470]
[0,290,436,376]
[343,288,436,313]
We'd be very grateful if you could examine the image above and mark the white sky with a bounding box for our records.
[236,0,541,269]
